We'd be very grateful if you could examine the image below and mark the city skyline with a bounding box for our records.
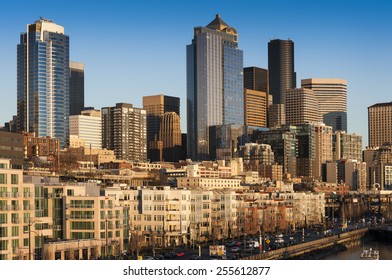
[1,0,392,147]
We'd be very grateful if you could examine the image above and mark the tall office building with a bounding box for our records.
[69,109,102,149]
[187,14,244,160]
[102,103,147,162]
[268,104,286,129]
[301,78,347,132]
[268,39,296,104]
[160,112,182,162]
[209,124,248,161]
[284,88,321,125]
[243,67,271,128]
[69,62,85,116]
[373,145,392,190]
[244,89,271,128]
[253,125,298,177]
[368,101,392,148]
[17,18,70,147]
[244,66,268,93]
[142,94,180,161]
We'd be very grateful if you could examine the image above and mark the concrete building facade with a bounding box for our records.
[368,101,392,148]
[69,109,102,149]
[301,78,347,131]
[102,103,147,162]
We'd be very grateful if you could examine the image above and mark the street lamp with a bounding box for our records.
[105,218,109,258]
[26,219,42,260]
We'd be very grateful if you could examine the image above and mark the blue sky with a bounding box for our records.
[0,0,391,147]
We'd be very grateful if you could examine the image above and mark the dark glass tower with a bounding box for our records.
[244,66,268,93]
[187,14,244,160]
[69,62,85,116]
[17,18,70,147]
[268,39,296,104]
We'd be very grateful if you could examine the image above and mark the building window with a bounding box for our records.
[11,175,18,185]
[0,174,6,184]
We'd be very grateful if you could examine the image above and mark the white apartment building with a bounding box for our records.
[177,177,242,190]
[69,109,102,149]
[0,159,42,260]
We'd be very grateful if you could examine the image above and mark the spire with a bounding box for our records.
[206,14,230,31]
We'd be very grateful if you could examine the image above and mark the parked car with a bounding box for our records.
[176,252,185,257]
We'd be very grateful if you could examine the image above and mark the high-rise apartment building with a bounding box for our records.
[337,159,367,191]
[102,103,147,162]
[187,14,244,160]
[368,101,392,148]
[0,159,37,260]
[69,62,85,116]
[142,94,180,161]
[296,123,333,180]
[17,18,70,148]
[332,131,362,162]
[301,78,347,132]
[160,112,182,162]
[268,39,296,104]
[69,109,102,149]
[284,88,321,125]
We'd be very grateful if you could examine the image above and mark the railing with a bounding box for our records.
[242,228,368,260]
[66,215,95,220]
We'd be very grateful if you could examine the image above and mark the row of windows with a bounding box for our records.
[0,174,19,185]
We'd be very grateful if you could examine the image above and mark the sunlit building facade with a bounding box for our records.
[187,14,244,160]
[17,18,70,148]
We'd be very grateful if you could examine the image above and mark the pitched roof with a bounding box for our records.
[206,14,229,31]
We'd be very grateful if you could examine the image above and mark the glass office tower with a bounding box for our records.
[70,62,85,116]
[268,39,296,104]
[17,18,70,147]
[187,14,244,160]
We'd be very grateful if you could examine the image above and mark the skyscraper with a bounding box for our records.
[69,61,85,116]
[142,94,180,161]
[301,78,347,132]
[244,66,268,93]
[160,112,182,162]
[296,123,333,180]
[284,88,321,125]
[187,14,244,160]
[368,101,392,148]
[268,39,296,104]
[101,103,147,162]
[244,89,271,128]
[243,67,271,128]
[17,18,70,147]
